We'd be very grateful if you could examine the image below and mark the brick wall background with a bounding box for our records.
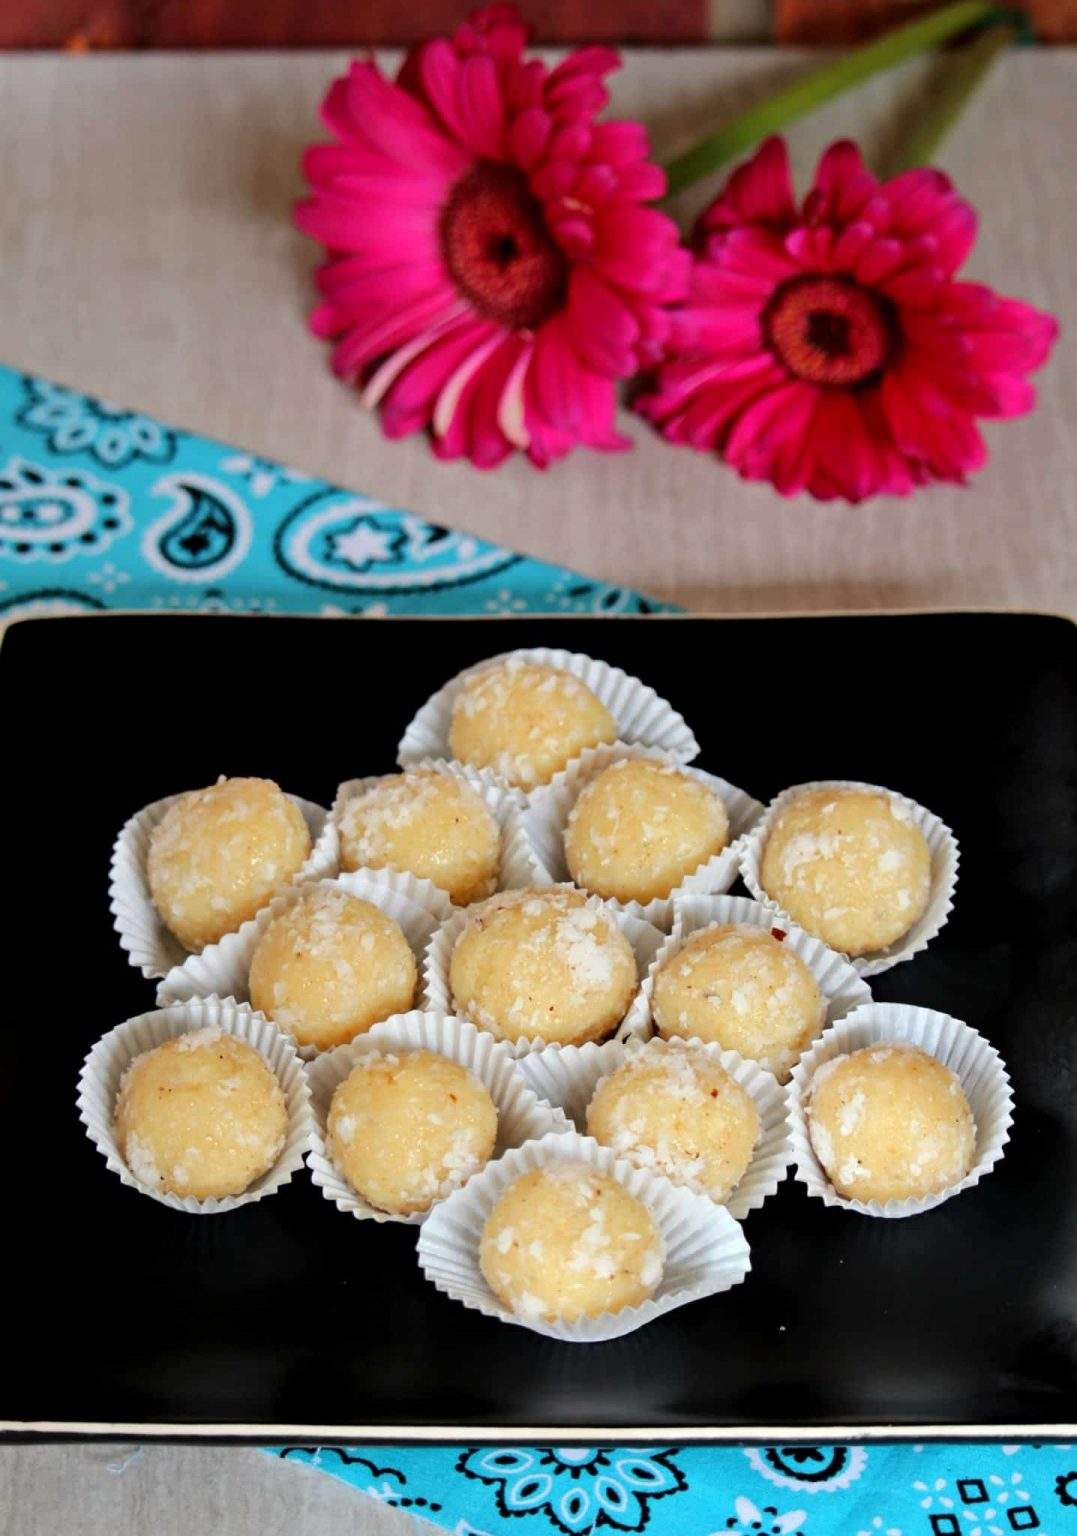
[1,0,1072,47]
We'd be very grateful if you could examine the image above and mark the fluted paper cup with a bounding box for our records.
[330,760,542,905]
[304,1011,572,1227]
[739,780,959,978]
[423,886,665,1056]
[417,1130,751,1342]
[789,1002,1013,1218]
[156,869,446,1058]
[397,647,699,794]
[110,791,336,980]
[77,998,313,1214]
[517,1036,791,1220]
[519,744,765,930]
[625,893,873,1069]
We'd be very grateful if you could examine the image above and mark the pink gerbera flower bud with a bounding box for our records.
[637,136,1058,501]
[296,4,689,469]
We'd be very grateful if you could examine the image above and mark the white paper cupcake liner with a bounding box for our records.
[789,1002,1013,1219]
[156,868,446,1058]
[304,1011,573,1227]
[110,790,337,980]
[624,893,873,1067]
[519,744,765,930]
[417,1129,751,1342]
[76,997,313,1215]
[330,760,542,906]
[516,1036,791,1221]
[422,886,666,1056]
[397,646,699,795]
[738,779,959,978]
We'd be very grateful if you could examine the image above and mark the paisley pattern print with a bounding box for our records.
[16,376,176,467]
[455,1446,686,1534]
[273,489,519,593]
[745,1446,868,1493]
[0,366,665,617]
[0,457,131,563]
[141,472,253,583]
[269,1443,1075,1536]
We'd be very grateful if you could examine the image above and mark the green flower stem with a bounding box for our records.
[884,19,1017,172]
[663,0,1000,196]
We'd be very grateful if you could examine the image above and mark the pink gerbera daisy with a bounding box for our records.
[296,5,688,469]
[637,136,1058,501]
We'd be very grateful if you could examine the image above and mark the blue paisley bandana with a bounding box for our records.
[0,368,669,621]
[267,1442,1075,1536]
[1,364,1070,1534]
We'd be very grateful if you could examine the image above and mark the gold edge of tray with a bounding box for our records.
[3,1419,1076,1442]
[2,602,1074,651]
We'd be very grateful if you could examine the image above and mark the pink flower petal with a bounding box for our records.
[882,168,977,275]
[435,335,523,468]
[343,61,470,176]
[547,45,620,85]
[612,162,666,202]
[805,139,878,225]
[881,360,986,480]
[698,136,796,237]
[497,341,533,448]
[508,107,551,169]
[330,290,465,380]
[456,53,508,158]
[588,120,649,166]
[567,267,640,375]
[379,318,495,435]
[432,329,506,437]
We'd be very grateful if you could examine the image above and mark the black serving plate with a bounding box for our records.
[1,611,1074,1442]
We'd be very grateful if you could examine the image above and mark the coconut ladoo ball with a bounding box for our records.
[479,1163,664,1323]
[448,659,616,790]
[327,1049,498,1215]
[338,770,501,906]
[652,923,825,1082]
[147,776,311,951]
[564,758,730,906]
[807,1043,976,1203]
[586,1047,760,1203]
[449,888,638,1047]
[760,787,932,956]
[248,886,417,1051]
[114,1028,287,1200]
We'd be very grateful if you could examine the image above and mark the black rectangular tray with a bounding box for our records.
[1,611,1074,1441]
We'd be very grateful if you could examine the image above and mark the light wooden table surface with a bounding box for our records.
[0,48,1074,618]
[0,43,1074,1536]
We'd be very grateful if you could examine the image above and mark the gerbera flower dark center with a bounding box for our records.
[764,276,896,388]
[440,161,568,332]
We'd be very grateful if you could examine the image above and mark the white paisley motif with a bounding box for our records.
[745,1445,868,1494]
[0,457,132,562]
[275,491,516,591]
[141,471,253,584]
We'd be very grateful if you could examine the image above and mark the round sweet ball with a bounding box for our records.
[808,1044,975,1203]
[565,759,730,906]
[114,1028,287,1200]
[449,888,638,1047]
[479,1163,664,1323]
[147,776,311,951]
[586,1047,760,1203]
[448,660,616,790]
[327,1049,498,1215]
[249,886,416,1051]
[760,788,932,956]
[338,770,500,906]
[652,923,824,1081]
